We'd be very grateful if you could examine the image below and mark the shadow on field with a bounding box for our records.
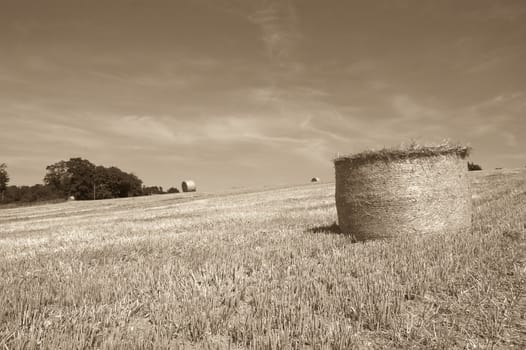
[307,222,342,235]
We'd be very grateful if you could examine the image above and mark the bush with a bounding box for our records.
[167,187,180,193]
[468,162,482,171]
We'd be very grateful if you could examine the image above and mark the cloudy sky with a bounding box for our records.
[1,0,525,191]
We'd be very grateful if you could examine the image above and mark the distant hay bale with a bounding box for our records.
[334,143,472,241]
[311,177,320,182]
[68,196,75,201]
[181,180,196,193]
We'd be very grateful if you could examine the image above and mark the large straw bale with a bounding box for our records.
[334,143,472,241]
[181,180,196,193]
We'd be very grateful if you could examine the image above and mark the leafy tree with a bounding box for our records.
[0,163,9,202]
[2,184,61,204]
[126,173,143,197]
[44,160,71,196]
[143,186,165,195]
[67,158,96,200]
[94,166,142,198]
[91,165,143,199]
[4,186,20,202]
[93,166,114,199]
[1,158,146,205]
[44,158,96,199]
[468,161,482,171]
[28,184,59,202]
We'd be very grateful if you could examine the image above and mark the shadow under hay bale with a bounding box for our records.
[311,177,320,182]
[334,143,472,241]
[181,180,196,193]
[307,222,341,235]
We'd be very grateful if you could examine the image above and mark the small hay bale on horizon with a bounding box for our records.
[181,180,196,193]
[334,142,472,241]
[311,177,320,182]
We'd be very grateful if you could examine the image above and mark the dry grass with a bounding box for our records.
[0,169,525,349]
[334,141,470,166]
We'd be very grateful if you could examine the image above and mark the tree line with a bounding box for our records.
[0,159,179,206]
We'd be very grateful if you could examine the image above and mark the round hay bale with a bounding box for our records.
[68,196,75,201]
[311,177,320,182]
[181,180,196,192]
[334,143,472,241]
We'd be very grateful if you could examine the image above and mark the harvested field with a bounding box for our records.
[1,169,525,349]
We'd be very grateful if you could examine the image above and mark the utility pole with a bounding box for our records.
[93,183,96,200]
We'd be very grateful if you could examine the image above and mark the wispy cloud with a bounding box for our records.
[391,94,443,122]
[108,114,311,147]
[246,0,302,66]
[108,116,178,144]
[457,93,525,148]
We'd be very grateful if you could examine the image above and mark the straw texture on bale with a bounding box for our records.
[334,143,472,241]
[181,180,196,193]
[311,177,320,182]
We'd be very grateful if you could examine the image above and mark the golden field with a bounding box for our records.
[1,169,525,349]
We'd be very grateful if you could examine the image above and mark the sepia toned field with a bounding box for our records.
[1,170,525,349]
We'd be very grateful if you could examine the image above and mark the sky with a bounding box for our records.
[1,0,525,191]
